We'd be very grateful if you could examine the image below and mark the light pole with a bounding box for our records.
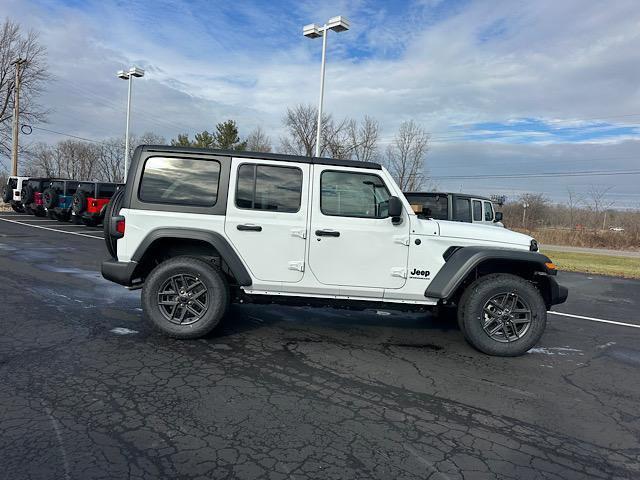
[522,202,529,228]
[117,66,145,181]
[303,16,350,158]
[11,58,27,176]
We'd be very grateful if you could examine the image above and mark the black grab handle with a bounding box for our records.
[315,229,340,237]
[237,224,262,232]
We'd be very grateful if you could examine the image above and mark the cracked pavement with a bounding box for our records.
[1,215,639,479]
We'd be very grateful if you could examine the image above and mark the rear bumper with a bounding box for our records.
[101,258,138,286]
[548,277,568,306]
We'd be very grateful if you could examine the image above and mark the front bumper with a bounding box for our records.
[547,276,568,306]
[102,258,138,286]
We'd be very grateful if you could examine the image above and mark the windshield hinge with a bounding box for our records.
[393,235,410,246]
[288,261,305,272]
[390,267,407,278]
[290,228,307,239]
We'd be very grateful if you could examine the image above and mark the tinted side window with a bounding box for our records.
[98,184,117,198]
[484,201,494,221]
[405,193,448,220]
[139,157,220,206]
[236,164,302,212]
[454,198,472,222]
[321,171,390,218]
[473,200,482,221]
[77,183,96,195]
[8,178,17,189]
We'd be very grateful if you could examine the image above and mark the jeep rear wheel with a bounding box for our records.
[458,273,546,356]
[10,202,24,213]
[142,256,229,339]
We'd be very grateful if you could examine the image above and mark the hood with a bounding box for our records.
[435,220,533,248]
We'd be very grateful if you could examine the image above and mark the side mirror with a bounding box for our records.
[388,196,403,223]
[494,211,503,222]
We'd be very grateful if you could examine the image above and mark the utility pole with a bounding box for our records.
[602,210,607,231]
[10,58,27,176]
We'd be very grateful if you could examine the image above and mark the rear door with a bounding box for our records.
[225,158,309,283]
[308,166,410,292]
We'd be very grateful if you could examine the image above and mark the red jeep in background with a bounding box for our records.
[71,182,124,226]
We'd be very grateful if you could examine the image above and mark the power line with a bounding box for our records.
[25,125,104,144]
[429,169,640,180]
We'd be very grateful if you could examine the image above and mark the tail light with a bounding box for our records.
[111,215,125,239]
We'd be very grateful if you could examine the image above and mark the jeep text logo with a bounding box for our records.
[410,268,430,278]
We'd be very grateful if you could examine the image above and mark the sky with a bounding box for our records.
[3,0,640,207]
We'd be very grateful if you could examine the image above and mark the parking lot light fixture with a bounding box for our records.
[303,16,350,158]
[117,66,145,181]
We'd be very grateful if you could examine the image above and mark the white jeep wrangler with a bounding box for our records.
[2,176,29,212]
[102,146,567,356]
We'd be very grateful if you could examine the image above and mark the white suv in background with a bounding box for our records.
[102,146,567,357]
[2,176,29,213]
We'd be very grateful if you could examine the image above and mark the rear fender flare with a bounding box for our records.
[132,228,252,286]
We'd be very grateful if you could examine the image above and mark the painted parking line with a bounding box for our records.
[0,217,103,240]
[549,311,640,329]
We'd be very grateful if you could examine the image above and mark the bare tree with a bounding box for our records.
[0,19,49,162]
[323,117,352,159]
[586,185,614,230]
[518,193,549,229]
[349,115,380,163]
[566,187,583,229]
[246,126,272,153]
[384,120,429,191]
[280,104,331,157]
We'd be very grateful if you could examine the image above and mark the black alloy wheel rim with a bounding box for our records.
[481,292,532,343]
[157,274,209,325]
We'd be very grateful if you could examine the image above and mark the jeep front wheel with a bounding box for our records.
[457,273,546,356]
[142,256,229,339]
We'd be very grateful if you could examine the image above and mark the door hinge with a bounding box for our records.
[390,267,407,278]
[290,228,307,239]
[393,235,410,246]
[288,261,305,272]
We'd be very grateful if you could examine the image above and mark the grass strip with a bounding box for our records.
[543,249,640,279]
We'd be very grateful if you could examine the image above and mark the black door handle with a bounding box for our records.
[237,224,262,232]
[315,229,340,237]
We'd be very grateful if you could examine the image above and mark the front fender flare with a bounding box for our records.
[425,247,554,300]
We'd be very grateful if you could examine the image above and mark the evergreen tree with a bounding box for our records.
[214,120,246,151]
[193,130,215,148]
[171,133,192,147]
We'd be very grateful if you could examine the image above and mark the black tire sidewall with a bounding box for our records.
[21,186,33,205]
[72,192,86,214]
[461,274,547,356]
[43,188,58,209]
[2,186,11,203]
[142,257,229,339]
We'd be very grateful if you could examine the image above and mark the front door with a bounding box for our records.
[308,166,410,292]
[225,158,309,283]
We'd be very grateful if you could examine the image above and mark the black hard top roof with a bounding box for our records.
[404,191,493,202]
[140,145,383,170]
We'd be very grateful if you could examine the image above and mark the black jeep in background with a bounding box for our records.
[71,182,124,226]
[21,178,57,217]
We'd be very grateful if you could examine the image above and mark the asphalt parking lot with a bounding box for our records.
[1,210,639,480]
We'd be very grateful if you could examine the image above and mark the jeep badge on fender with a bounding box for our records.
[410,268,430,278]
[101,145,567,357]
